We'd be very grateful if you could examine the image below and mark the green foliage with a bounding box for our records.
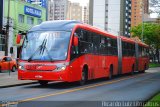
[149,63,160,68]
[131,23,160,63]
[145,93,160,107]
[130,23,160,49]
[150,93,160,101]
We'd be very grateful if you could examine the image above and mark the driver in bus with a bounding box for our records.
[52,42,67,59]
[59,43,67,57]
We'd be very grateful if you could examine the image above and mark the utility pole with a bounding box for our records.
[5,0,10,56]
[141,0,144,42]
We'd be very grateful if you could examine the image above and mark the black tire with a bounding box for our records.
[141,64,146,73]
[109,65,113,79]
[11,66,16,72]
[79,68,87,85]
[38,80,48,86]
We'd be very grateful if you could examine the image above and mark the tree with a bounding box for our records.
[149,0,160,16]
[131,23,160,63]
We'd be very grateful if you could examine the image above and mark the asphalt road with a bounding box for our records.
[0,67,160,107]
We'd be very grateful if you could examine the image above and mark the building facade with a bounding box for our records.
[131,0,149,27]
[83,5,89,24]
[0,0,46,57]
[89,0,132,37]
[120,0,132,37]
[48,0,83,21]
[53,0,69,20]
[107,0,121,35]
[68,2,82,21]
[48,0,54,20]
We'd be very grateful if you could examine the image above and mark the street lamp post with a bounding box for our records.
[5,0,10,56]
[141,0,144,42]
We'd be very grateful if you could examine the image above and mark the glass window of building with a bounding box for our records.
[0,35,5,51]
[27,16,34,25]
[18,14,24,23]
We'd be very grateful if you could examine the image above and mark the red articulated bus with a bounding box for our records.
[17,20,149,86]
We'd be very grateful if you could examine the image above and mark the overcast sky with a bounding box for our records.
[150,13,158,18]
[68,0,89,6]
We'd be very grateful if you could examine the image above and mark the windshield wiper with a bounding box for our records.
[27,38,46,62]
[41,43,54,62]
[27,37,54,62]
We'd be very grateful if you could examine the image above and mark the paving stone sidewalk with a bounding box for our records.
[0,71,37,88]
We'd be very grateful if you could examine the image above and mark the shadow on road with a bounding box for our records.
[24,72,146,90]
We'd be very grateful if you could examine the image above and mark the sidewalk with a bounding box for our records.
[0,71,37,88]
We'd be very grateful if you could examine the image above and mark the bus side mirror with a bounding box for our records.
[73,36,79,46]
[16,34,21,44]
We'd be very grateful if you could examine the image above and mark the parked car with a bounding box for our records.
[0,56,17,72]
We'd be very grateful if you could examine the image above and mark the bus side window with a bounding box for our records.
[122,41,127,56]
[87,31,93,53]
[92,33,100,54]
[78,29,87,54]
[139,46,142,57]
[111,39,117,55]
[100,36,106,55]
[106,37,112,55]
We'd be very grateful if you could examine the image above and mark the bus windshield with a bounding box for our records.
[20,31,71,61]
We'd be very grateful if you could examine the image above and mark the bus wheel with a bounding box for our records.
[38,80,48,86]
[142,64,146,73]
[79,68,87,85]
[109,65,113,79]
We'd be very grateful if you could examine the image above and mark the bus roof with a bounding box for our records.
[120,36,136,44]
[74,23,117,39]
[137,41,149,48]
[29,20,117,39]
[29,20,149,48]
[29,20,81,32]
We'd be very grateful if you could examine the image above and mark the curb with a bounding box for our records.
[0,82,38,88]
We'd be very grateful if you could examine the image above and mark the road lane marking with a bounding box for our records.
[16,73,149,103]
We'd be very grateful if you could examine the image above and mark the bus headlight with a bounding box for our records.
[18,62,25,70]
[55,66,66,71]
[54,62,69,72]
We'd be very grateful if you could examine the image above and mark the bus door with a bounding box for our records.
[99,36,107,77]
[85,34,95,80]
[135,43,139,71]
[86,43,95,80]
[138,46,143,71]
[92,34,102,78]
